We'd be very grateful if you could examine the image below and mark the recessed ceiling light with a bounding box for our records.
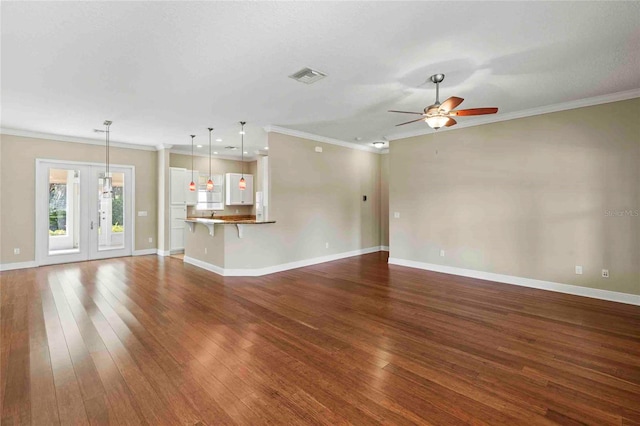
[197,144,203,148]
[243,151,248,154]
[216,138,222,142]
[213,151,218,154]
[264,146,269,150]
[372,141,385,149]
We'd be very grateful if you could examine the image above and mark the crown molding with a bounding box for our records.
[169,149,257,162]
[264,125,381,154]
[0,127,158,151]
[388,89,640,141]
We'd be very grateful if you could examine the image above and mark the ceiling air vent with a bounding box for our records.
[289,67,327,84]
[224,146,238,150]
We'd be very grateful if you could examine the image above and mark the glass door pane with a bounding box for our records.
[48,168,81,255]
[97,172,125,251]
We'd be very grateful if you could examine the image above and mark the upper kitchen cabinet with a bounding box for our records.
[170,167,199,205]
[225,173,253,205]
[170,167,186,205]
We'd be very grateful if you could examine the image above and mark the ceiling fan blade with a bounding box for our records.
[445,117,457,127]
[388,110,425,115]
[395,117,426,127]
[439,96,464,112]
[450,107,498,116]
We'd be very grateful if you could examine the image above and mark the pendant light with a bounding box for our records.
[102,120,113,198]
[239,121,246,190]
[189,135,196,192]
[206,127,214,191]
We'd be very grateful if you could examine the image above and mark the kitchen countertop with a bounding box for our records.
[185,217,275,225]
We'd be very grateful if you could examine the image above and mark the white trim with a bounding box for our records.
[169,149,256,162]
[184,246,386,277]
[1,128,157,151]
[389,89,640,141]
[380,245,390,251]
[387,258,640,306]
[0,261,38,272]
[157,250,171,257]
[133,249,157,256]
[183,256,227,275]
[264,125,380,154]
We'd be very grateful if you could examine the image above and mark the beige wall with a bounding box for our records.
[169,153,256,216]
[185,133,383,270]
[389,98,640,295]
[0,134,158,264]
[380,153,389,247]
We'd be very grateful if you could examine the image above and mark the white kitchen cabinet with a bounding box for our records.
[170,205,187,252]
[170,168,186,205]
[225,173,253,205]
[186,170,199,206]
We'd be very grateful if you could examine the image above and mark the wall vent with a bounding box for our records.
[289,67,327,84]
[224,146,238,150]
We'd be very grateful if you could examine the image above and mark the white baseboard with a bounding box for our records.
[381,245,390,251]
[184,246,386,277]
[0,261,38,272]
[157,250,171,257]
[133,249,158,256]
[388,257,640,306]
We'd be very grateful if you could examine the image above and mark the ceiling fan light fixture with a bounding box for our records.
[425,116,449,130]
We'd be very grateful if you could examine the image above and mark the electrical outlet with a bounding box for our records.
[13,248,20,255]
[575,265,583,275]
[602,269,609,278]
[440,250,445,257]
[394,212,400,219]
[315,146,323,153]
[235,209,239,214]
[148,237,153,243]
[325,242,329,249]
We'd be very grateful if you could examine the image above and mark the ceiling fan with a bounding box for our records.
[389,73,498,130]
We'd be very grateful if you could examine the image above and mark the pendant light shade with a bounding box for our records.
[189,134,196,192]
[206,127,214,191]
[239,121,246,191]
[102,120,113,198]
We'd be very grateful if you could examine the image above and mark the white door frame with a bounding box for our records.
[35,158,136,266]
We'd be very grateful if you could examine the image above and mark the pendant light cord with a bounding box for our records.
[104,120,112,177]
[208,128,213,178]
[191,135,195,183]
[240,121,246,177]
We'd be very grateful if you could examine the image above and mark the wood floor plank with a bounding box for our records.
[1,252,639,425]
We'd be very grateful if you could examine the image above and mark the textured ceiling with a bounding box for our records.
[2,1,639,155]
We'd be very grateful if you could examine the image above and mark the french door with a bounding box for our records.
[36,160,133,266]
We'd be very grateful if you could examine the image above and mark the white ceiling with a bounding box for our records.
[2,2,639,156]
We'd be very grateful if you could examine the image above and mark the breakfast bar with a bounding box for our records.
[182,215,278,276]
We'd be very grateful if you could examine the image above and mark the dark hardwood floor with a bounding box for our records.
[1,252,639,425]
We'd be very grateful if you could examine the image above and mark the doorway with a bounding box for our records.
[36,160,134,265]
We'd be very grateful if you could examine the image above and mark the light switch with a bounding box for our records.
[315,146,323,153]
[138,211,148,217]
